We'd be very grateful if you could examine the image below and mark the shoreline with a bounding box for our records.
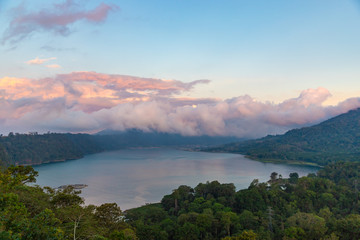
[23,148,323,168]
[22,157,80,167]
[244,155,323,167]
[202,150,323,167]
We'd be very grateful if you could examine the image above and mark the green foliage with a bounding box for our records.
[125,161,360,239]
[335,214,360,240]
[289,172,299,184]
[0,165,132,239]
[2,162,360,239]
[286,212,327,240]
[109,229,137,240]
[23,208,64,240]
[221,230,257,240]
[0,133,103,166]
[237,230,257,240]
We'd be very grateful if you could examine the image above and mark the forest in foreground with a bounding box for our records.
[1,161,360,239]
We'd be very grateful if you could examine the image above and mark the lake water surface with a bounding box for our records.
[34,148,319,210]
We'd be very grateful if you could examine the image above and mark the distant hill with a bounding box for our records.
[206,108,360,166]
[0,133,103,166]
[0,130,244,166]
[94,129,244,150]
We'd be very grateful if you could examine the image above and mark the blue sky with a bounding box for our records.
[0,0,360,136]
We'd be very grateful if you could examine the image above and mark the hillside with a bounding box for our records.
[206,108,360,166]
[94,129,243,150]
[0,133,103,166]
[0,131,243,166]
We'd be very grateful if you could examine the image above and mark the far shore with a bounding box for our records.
[22,147,323,169]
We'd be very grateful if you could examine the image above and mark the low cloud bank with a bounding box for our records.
[0,72,359,138]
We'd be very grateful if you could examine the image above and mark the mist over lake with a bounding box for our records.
[34,148,318,210]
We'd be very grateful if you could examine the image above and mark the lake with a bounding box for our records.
[33,148,319,210]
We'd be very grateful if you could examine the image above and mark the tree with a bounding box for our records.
[109,228,137,240]
[289,172,299,184]
[219,211,238,237]
[23,208,64,240]
[95,203,126,236]
[50,186,84,208]
[238,210,258,230]
[283,226,305,240]
[0,192,28,238]
[1,166,38,190]
[286,212,327,240]
[96,203,123,227]
[270,172,278,183]
[336,214,360,240]
[172,189,180,212]
[196,212,214,239]
[238,230,257,240]
[178,222,200,240]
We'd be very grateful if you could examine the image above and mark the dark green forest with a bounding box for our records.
[1,162,360,239]
[206,108,360,166]
[0,133,102,166]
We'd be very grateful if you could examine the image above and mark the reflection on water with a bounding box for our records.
[34,148,318,210]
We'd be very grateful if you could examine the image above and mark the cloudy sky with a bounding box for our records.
[0,0,360,137]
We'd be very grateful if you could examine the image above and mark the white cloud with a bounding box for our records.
[26,57,56,65]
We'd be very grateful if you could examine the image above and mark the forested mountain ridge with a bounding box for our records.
[0,133,103,166]
[206,108,360,166]
[95,129,243,151]
[0,131,243,166]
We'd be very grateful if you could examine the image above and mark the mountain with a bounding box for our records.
[206,108,360,166]
[94,129,244,150]
[0,130,244,166]
[0,133,103,166]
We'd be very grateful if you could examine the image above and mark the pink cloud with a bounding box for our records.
[0,72,210,114]
[46,64,61,69]
[0,72,359,138]
[2,1,119,45]
[54,72,211,96]
[26,57,56,65]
